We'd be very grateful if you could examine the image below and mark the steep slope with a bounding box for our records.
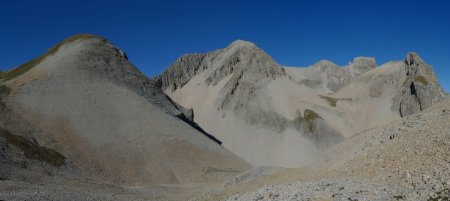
[208,97,450,201]
[156,40,445,167]
[0,34,250,185]
[395,52,446,117]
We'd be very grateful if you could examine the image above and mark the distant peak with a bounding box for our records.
[312,60,338,68]
[347,56,376,78]
[348,57,376,69]
[352,57,376,63]
[227,39,257,49]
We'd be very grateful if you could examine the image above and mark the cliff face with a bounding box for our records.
[394,52,446,117]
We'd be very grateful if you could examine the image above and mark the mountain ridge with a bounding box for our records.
[1,35,448,200]
[0,34,250,185]
[156,39,445,167]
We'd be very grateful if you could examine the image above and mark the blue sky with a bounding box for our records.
[1,0,449,92]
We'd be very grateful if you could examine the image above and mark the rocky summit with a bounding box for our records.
[0,35,448,201]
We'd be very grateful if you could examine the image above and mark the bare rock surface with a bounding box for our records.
[295,60,352,92]
[346,56,377,78]
[156,39,445,168]
[394,52,446,117]
[1,36,447,201]
[0,34,250,200]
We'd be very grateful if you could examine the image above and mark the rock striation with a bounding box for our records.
[297,60,352,92]
[157,40,446,167]
[346,57,377,78]
[394,52,446,117]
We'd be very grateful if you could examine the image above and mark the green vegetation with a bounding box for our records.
[304,109,322,121]
[0,128,65,167]
[0,34,97,81]
[415,76,429,85]
[319,95,338,107]
[297,109,322,133]
[428,189,450,201]
[394,195,405,200]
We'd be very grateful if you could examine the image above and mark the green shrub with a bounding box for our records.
[297,109,322,133]
[393,195,405,200]
[0,128,65,167]
[304,109,322,121]
[319,95,337,107]
[415,76,429,85]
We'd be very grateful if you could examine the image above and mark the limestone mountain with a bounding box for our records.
[0,34,250,186]
[1,35,447,201]
[156,40,445,167]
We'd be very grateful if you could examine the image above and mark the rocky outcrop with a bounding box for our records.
[205,40,285,85]
[298,60,352,92]
[346,57,376,78]
[156,40,286,113]
[214,41,285,111]
[296,57,376,92]
[394,52,446,117]
[155,40,285,93]
[156,53,212,92]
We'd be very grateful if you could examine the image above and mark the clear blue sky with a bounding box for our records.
[1,0,449,92]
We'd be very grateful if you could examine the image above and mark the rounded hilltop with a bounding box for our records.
[227,39,257,49]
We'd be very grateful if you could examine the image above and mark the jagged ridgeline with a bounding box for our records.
[156,40,445,167]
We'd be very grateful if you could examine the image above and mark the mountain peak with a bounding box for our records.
[312,60,339,69]
[228,39,257,49]
[346,57,376,77]
[0,34,107,82]
[352,56,376,63]
[48,33,105,53]
[405,52,425,66]
[156,39,283,92]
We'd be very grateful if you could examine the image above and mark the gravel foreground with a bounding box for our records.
[196,99,450,201]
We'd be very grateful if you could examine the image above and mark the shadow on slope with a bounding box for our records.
[166,96,222,145]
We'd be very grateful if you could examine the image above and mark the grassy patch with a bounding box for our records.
[297,109,322,132]
[319,95,337,107]
[297,109,322,123]
[415,76,429,85]
[428,189,450,201]
[394,195,405,200]
[0,128,65,167]
[304,109,322,121]
[0,34,97,81]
